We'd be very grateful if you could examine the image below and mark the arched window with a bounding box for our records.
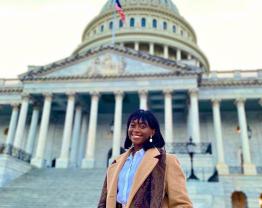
[163,21,167,30]
[173,25,176,33]
[153,19,157,28]
[100,25,104,32]
[119,20,123,28]
[231,191,248,208]
[141,18,146,28]
[109,21,113,30]
[130,18,135,27]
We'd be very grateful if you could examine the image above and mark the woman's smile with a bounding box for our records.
[128,119,155,149]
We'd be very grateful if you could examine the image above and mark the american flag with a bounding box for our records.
[114,0,126,22]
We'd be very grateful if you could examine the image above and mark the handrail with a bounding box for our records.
[167,142,212,154]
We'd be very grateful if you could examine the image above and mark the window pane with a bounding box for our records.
[141,18,146,27]
[153,19,157,28]
[163,22,167,30]
[173,25,176,33]
[109,21,113,30]
[130,18,135,27]
[119,20,123,28]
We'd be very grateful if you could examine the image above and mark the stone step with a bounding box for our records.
[0,168,106,208]
[0,168,235,208]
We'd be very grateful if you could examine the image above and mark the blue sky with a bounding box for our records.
[0,0,262,78]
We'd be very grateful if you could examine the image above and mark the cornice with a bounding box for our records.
[22,71,199,82]
[0,88,23,94]
[200,78,262,88]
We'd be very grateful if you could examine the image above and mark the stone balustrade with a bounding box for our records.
[203,69,262,79]
[0,79,22,87]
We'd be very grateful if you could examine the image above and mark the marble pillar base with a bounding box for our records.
[56,158,69,168]
[243,163,257,175]
[216,163,229,175]
[31,157,45,168]
[0,154,31,187]
[81,158,95,169]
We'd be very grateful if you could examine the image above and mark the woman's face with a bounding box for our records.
[128,119,155,147]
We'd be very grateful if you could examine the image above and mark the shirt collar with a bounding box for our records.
[128,148,145,160]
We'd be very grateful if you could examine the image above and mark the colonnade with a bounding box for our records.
[2,90,259,175]
[119,42,201,67]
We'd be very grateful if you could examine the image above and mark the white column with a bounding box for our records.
[112,91,124,159]
[187,54,192,60]
[25,105,40,154]
[70,105,82,167]
[82,92,100,168]
[212,99,229,174]
[78,114,88,167]
[57,92,76,168]
[164,45,169,59]
[176,49,181,61]
[149,42,154,55]
[135,42,139,51]
[236,98,257,175]
[186,100,193,141]
[13,94,30,150]
[31,93,52,168]
[5,104,19,147]
[164,89,173,152]
[139,90,148,110]
[189,90,200,143]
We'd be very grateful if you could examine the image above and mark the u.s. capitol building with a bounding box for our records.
[0,0,261,207]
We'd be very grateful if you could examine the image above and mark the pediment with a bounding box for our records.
[21,46,194,80]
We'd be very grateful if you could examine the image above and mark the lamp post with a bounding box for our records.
[247,125,252,139]
[186,137,199,180]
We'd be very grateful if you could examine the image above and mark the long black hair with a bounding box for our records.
[124,109,165,151]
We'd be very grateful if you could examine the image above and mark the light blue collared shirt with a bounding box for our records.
[117,148,145,205]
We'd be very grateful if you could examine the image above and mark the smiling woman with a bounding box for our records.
[98,109,193,208]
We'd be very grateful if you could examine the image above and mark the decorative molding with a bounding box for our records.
[234,98,246,106]
[66,91,76,98]
[201,78,262,87]
[163,89,173,95]
[90,91,100,97]
[114,91,124,97]
[211,98,221,105]
[138,89,148,96]
[11,103,20,108]
[42,92,52,98]
[21,92,30,99]
[189,88,198,96]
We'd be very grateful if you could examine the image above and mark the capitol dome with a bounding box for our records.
[74,0,209,71]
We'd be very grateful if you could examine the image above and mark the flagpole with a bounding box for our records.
[112,0,116,46]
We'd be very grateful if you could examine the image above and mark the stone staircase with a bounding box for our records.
[2,167,258,208]
[0,168,106,208]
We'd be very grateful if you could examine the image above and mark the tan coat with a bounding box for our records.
[103,148,192,208]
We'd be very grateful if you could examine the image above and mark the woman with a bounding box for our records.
[98,109,193,208]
